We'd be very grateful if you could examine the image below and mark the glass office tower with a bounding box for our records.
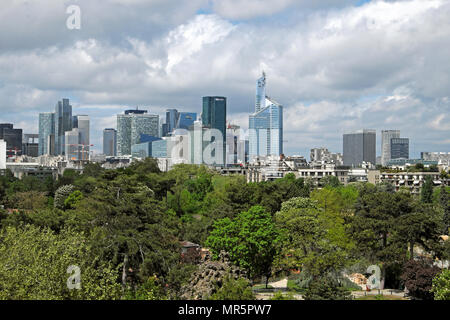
[117,109,159,156]
[249,73,283,160]
[103,128,117,156]
[381,130,400,166]
[202,96,227,166]
[0,123,23,157]
[391,138,409,160]
[343,129,376,167]
[54,98,73,155]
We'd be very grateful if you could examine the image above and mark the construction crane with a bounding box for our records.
[67,144,94,162]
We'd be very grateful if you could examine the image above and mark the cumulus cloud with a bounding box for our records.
[0,0,449,156]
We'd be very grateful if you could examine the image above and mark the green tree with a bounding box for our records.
[421,176,434,204]
[439,185,450,235]
[54,184,75,210]
[274,197,354,279]
[304,276,352,300]
[0,225,122,300]
[401,258,440,300]
[64,190,83,210]
[208,276,254,300]
[431,269,450,300]
[206,206,281,286]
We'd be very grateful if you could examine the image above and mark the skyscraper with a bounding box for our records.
[381,130,400,166]
[103,128,117,156]
[391,138,409,160]
[39,112,55,156]
[202,96,227,166]
[166,109,178,134]
[117,109,159,156]
[54,99,73,155]
[343,129,376,167]
[65,128,81,161]
[177,112,197,130]
[0,124,23,157]
[249,73,283,160]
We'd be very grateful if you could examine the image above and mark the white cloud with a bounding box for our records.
[0,0,449,155]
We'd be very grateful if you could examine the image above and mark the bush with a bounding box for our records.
[401,258,441,300]
[209,276,255,300]
[304,276,353,300]
[431,269,450,300]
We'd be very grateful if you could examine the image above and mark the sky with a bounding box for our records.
[0,0,449,159]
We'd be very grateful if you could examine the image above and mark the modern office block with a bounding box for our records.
[131,114,159,145]
[39,112,55,156]
[202,96,227,166]
[117,109,159,156]
[65,128,80,161]
[103,128,117,156]
[177,112,197,130]
[166,109,178,134]
[152,139,168,158]
[75,115,89,146]
[390,138,409,160]
[0,123,23,157]
[22,134,39,157]
[381,130,400,166]
[54,98,73,155]
[249,73,283,160]
[343,129,376,167]
[131,142,152,159]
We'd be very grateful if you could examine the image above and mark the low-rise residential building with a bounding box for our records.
[379,171,447,194]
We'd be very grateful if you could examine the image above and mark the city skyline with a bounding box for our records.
[0,1,449,159]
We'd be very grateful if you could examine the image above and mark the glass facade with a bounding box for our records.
[38,112,55,156]
[202,96,227,166]
[103,128,117,156]
[343,129,376,167]
[152,139,168,158]
[391,138,409,160]
[255,72,266,113]
[131,142,152,158]
[177,112,197,130]
[54,99,72,155]
[249,73,283,160]
[0,123,23,157]
[117,111,159,156]
[117,114,132,156]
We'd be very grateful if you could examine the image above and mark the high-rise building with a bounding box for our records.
[65,128,81,161]
[0,140,6,169]
[54,99,73,155]
[343,129,376,167]
[390,138,409,160]
[131,114,159,145]
[166,109,178,134]
[75,115,90,151]
[202,96,227,166]
[249,73,283,160]
[103,128,117,156]
[177,112,197,130]
[22,134,39,157]
[0,123,23,157]
[381,130,400,166]
[189,120,206,165]
[117,109,159,156]
[38,112,55,156]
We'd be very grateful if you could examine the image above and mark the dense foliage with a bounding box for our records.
[0,159,449,300]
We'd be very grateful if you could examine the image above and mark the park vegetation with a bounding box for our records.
[0,159,449,300]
